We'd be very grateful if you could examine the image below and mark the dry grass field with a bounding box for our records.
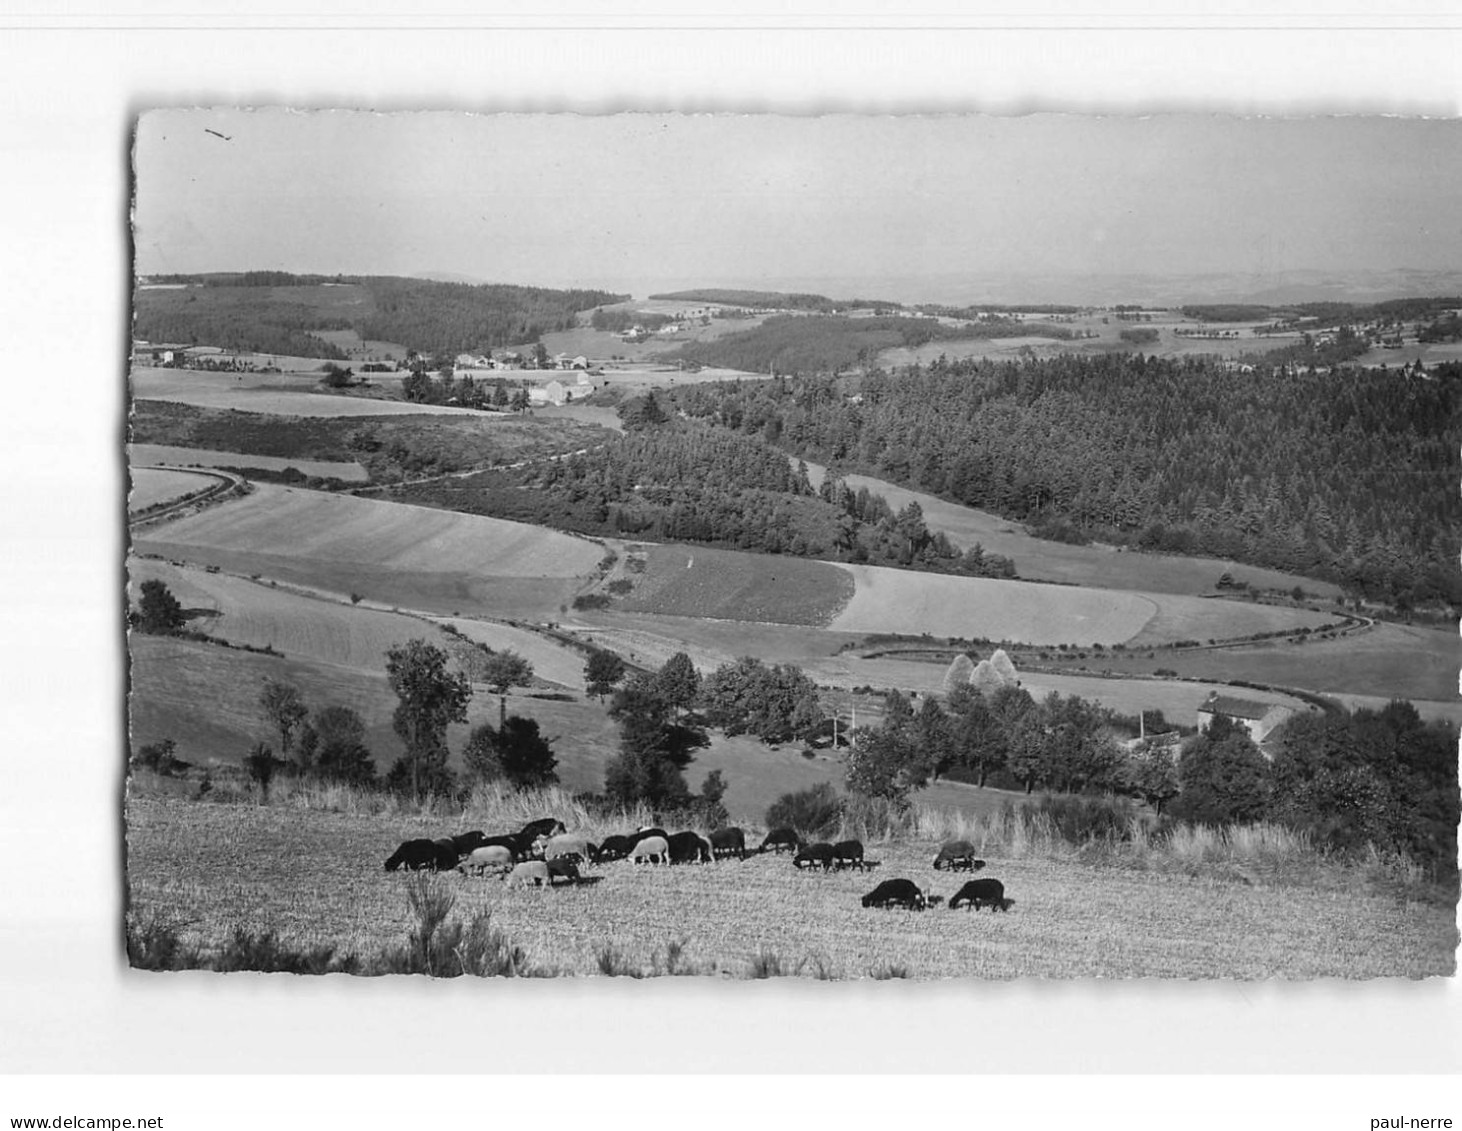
[826,564,1334,647]
[1073,620,1460,707]
[127,558,453,674]
[129,442,369,482]
[828,565,1157,644]
[128,467,221,514]
[132,483,604,619]
[124,797,1456,978]
[617,544,855,627]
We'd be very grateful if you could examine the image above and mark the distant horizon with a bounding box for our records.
[133,112,1462,306]
[137,264,1462,309]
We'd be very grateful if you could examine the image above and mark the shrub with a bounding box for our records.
[126,908,199,971]
[1034,794,1139,844]
[747,947,786,978]
[765,782,844,839]
[839,793,915,842]
[213,928,358,974]
[595,943,643,978]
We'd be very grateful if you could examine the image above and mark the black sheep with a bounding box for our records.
[759,827,801,854]
[932,839,986,872]
[477,832,532,858]
[832,839,866,871]
[520,817,567,840]
[450,830,490,854]
[596,834,635,862]
[546,857,580,885]
[949,878,1013,912]
[793,842,837,871]
[861,878,927,910]
[709,827,747,860]
[384,838,458,872]
[634,827,670,846]
[667,831,713,864]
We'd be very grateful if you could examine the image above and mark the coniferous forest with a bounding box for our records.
[660,354,1462,607]
[401,400,1015,577]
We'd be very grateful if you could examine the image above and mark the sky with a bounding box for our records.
[133,110,1462,301]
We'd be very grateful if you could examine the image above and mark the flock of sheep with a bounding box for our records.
[384,817,1016,915]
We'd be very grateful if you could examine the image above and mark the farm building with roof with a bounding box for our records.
[1196,692,1296,745]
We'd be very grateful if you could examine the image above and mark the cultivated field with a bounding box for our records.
[431,616,591,692]
[828,566,1156,644]
[129,442,369,482]
[617,544,855,627]
[801,459,1343,599]
[1070,620,1459,705]
[127,558,454,674]
[125,797,1457,978]
[129,467,221,514]
[133,365,489,417]
[132,483,604,619]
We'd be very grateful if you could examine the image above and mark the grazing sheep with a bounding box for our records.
[506,860,553,888]
[633,826,670,846]
[546,858,580,885]
[544,834,599,866]
[385,838,456,872]
[667,831,713,864]
[630,835,670,865]
[832,839,866,871]
[520,817,567,840]
[477,832,535,858]
[861,878,928,910]
[596,834,635,862]
[932,839,986,872]
[949,878,1013,912]
[709,827,747,860]
[459,844,515,876]
[759,827,801,854]
[450,830,491,854]
[793,842,837,871]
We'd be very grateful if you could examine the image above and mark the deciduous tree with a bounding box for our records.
[385,639,472,801]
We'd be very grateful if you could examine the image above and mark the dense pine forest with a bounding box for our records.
[401,400,1015,577]
[134,274,626,357]
[660,355,1462,607]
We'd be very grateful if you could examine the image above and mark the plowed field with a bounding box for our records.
[133,484,603,619]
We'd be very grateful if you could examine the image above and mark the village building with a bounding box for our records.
[1196,692,1296,746]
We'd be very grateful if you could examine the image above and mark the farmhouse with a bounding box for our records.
[1196,692,1295,745]
[527,375,594,407]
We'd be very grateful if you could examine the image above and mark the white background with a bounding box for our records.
[0,3,1458,1119]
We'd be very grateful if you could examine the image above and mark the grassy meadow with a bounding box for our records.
[124,793,1457,979]
[129,467,221,514]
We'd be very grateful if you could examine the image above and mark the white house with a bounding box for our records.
[1196,693,1295,746]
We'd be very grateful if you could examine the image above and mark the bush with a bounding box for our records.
[1034,794,1139,844]
[765,782,844,839]
[839,793,915,841]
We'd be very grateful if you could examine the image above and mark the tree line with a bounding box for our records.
[666,314,1075,376]
[503,404,1016,575]
[658,356,1461,607]
[134,274,625,360]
